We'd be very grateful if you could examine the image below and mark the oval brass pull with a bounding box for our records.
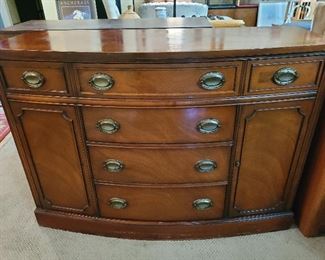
[199,71,225,90]
[104,159,124,173]
[197,118,221,134]
[193,198,213,210]
[272,67,298,86]
[108,198,128,209]
[96,119,120,134]
[195,159,217,173]
[89,73,114,91]
[21,71,45,89]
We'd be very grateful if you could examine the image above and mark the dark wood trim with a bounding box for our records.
[2,50,325,64]
[5,91,318,108]
[35,208,293,240]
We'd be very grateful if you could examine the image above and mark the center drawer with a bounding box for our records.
[82,106,236,143]
[89,145,231,184]
[96,184,226,221]
[74,62,242,97]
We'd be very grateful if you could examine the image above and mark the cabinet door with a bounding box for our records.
[10,102,96,215]
[230,100,314,216]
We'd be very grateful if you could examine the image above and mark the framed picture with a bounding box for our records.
[56,0,97,20]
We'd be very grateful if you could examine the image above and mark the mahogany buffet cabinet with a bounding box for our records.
[0,27,324,240]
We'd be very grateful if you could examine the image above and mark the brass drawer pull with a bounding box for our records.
[89,73,114,91]
[21,71,45,89]
[199,71,225,90]
[272,67,298,86]
[104,159,124,173]
[96,119,120,134]
[108,198,128,209]
[197,118,221,134]
[195,159,217,173]
[193,198,213,210]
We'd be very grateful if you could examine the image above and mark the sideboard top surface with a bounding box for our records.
[0,27,324,61]
[1,18,212,31]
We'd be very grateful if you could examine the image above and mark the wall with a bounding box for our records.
[0,13,4,28]
[0,0,13,27]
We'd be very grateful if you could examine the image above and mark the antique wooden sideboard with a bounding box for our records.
[0,27,324,239]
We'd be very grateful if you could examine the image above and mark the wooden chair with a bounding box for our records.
[285,0,317,23]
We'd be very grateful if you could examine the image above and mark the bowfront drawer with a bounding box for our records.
[245,57,324,94]
[1,61,69,95]
[82,106,235,143]
[89,145,231,184]
[74,62,242,97]
[96,184,226,221]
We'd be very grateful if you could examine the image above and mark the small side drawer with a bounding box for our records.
[245,57,324,94]
[1,61,69,95]
[96,184,226,221]
[74,62,242,97]
[89,145,231,184]
[82,106,236,144]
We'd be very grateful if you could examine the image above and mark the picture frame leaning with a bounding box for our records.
[56,0,98,20]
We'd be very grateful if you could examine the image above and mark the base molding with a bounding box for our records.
[35,209,294,240]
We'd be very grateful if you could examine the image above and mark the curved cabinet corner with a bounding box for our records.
[230,100,315,216]
[9,102,97,215]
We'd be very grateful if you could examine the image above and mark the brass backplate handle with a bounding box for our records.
[199,71,225,90]
[89,73,114,91]
[21,71,45,89]
[272,67,298,86]
[195,159,217,173]
[96,118,120,134]
[104,159,124,173]
[197,118,221,134]
[108,198,128,209]
[193,198,214,210]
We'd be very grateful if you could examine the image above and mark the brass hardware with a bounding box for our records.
[195,159,217,173]
[108,198,128,209]
[234,160,241,168]
[21,71,45,88]
[199,71,225,90]
[89,73,114,91]
[272,67,298,86]
[197,118,221,134]
[193,198,213,210]
[104,159,124,173]
[96,119,120,134]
